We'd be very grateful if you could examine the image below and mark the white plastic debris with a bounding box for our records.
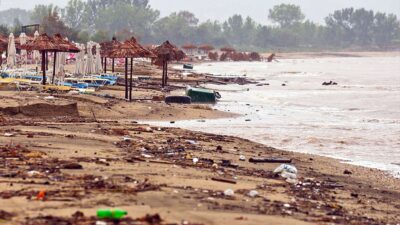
[27,171,42,177]
[187,140,197,145]
[224,189,234,196]
[239,155,246,161]
[4,133,14,137]
[123,136,132,142]
[283,203,291,208]
[44,96,55,100]
[274,164,298,184]
[248,190,259,198]
[141,153,153,158]
[273,164,298,174]
[96,221,107,225]
[192,158,199,164]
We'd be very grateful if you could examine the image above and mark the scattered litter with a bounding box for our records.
[248,190,259,198]
[97,209,127,220]
[192,158,199,164]
[123,136,133,142]
[273,164,298,174]
[141,153,153,158]
[4,133,14,137]
[211,177,237,184]
[36,190,46,201]
[224,189,235,196]
[187,140,198,145]
[250,157,292,163]
[239,155,246,161]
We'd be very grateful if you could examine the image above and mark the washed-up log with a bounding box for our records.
[249,158,292,163]
[211,177,237,184]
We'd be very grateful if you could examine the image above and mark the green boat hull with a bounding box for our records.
[186,87,217,103]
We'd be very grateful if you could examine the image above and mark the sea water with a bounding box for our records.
[150,56,400,177]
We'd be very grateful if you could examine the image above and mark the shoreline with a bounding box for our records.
[143,115,400,180]
[262,51,400,59]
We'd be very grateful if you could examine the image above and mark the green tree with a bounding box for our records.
[77,30,90,43]
[31,4,60,24]
[0,25,9,36]
[94,1,159,41]
[351,8,375,45]
[373,13,400,48]
[194,20,226,45]
[91,30,110,42]
[325,8,355,47]
[0,8,31,26]
[64,0,86,30]
[268,4,305,27]
[152,11,198,44]
[41,10,78,40]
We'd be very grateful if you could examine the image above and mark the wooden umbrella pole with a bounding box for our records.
[124,58,128,99]
[112,58,115,72]
[161,60,164,88]
[41,51,46,85]
[165,60,169,86]
[104,57,107,73]
[52,51,57,84]
[130,58,133,101]
[45,52,49,71]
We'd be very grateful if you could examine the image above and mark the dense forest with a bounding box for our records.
[0,0,399,51]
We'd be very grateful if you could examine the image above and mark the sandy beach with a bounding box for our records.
[0,56,399,225]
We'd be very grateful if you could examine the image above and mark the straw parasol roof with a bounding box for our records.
[108,37,155,58]
[0,35,8,51]
[53,34,80,53]
[220,46,236,52]
[100,37,122,57]
[20,33,59,52]
[182,44,197,49]
[198,44,215,51]
[153,41,185,61]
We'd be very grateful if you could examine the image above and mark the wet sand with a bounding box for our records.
[0,89,399,225]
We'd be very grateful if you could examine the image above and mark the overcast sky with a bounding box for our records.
[1,0,399,24]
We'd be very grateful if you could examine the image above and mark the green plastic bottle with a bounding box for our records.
[97,209,127,220]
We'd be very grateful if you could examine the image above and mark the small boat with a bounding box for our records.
[186,86,221,103]
[183,64,194,70]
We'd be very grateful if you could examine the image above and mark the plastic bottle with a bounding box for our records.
[97,209,127,220]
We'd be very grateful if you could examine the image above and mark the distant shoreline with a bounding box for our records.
[262,51,400,59]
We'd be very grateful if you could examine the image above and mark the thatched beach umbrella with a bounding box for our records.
[198,44,215,53]
[100,37,121,73]
[153,41,185,88]
[109,37,155,101]
[0,36,7,67]
[182,44,197,55]
[220,46,236,52]
[20,33,59,85]
[7,33,16,68]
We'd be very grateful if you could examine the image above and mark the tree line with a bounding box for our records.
[0,0,399,51]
